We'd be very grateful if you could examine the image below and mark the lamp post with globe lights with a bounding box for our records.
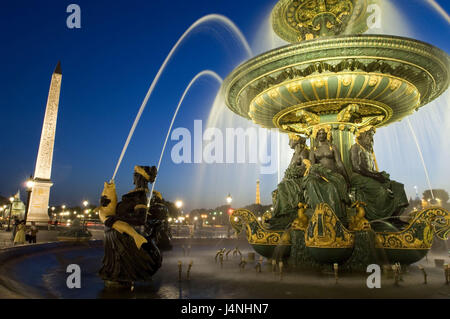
[24,176,35,223]
[6,196,14,231]
[174,200,183,235]
[82,201,89,229]
[225,194,233,225]
[175,200,183,219]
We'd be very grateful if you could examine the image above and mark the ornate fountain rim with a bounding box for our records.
[222,34,449,130]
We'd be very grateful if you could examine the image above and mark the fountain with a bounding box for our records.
[222,0,450,270]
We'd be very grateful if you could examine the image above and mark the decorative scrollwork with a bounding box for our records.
[229,209,290,245]
[376,207,450,249]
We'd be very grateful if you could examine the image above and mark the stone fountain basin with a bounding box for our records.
[222,34,449,133]
[0,239,449,298]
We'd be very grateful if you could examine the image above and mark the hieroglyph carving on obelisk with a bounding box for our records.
[27,62,62,225]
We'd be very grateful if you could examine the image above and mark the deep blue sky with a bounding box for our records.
[0,0,449,211]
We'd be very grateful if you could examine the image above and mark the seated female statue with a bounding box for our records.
[350,126,408,221]
[268,134,309,229]
[303,125,351,224]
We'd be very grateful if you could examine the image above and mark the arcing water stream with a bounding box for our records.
[149,70,223,203]
[111,14,252,181]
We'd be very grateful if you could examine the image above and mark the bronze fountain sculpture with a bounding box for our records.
[98,165,164,287]
[222,0,450,270]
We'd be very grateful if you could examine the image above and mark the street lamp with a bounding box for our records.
[83,200,89,207]
[226,194,232,204]
[6,196,14,231]
[175,200,183,209]
[24,175,34,223]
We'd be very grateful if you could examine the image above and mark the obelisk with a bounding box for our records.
[27,62,62,225]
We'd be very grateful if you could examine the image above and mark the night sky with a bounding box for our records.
[0,0,449,211]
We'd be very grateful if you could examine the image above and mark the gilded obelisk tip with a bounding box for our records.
[54,61,62,75]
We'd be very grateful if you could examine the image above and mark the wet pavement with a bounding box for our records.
[0,236,449,299]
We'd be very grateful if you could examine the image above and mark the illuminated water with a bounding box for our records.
[111,14,252,181]
[150,70,223,203]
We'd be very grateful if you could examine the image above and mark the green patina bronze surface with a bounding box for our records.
[222,35,449,133]
[224,0,450,271]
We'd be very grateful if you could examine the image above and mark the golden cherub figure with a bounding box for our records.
[292,202,309,231]
[349,201,371,231]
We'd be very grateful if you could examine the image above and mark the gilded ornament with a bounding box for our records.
[390,79,402,90]
[291,203,309,231]
[295,109,320,125]
[348,201,371,231]
[256,96,264,105]
[269,89,279,99]
[313,78,325,88]
[305,203,354,249]
[342,76,352,86]
[376,207,450,249]
[229,209,290,246]
[368,75,380,86]
[355,125,376,139]
[337,103,360,122]
[288,133,301,141]
[287,82,301,93]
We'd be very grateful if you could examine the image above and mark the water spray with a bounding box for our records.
[187,261,193,280]
[178,260,182,282]
[333,263,339,284]
[406,118,435,199]
[111,15,252,183]
[149,70,223,207]
[215,249,224,263]
[445,264,449,284]
[418,265,427,284]
[225,248,232,260]
[239,257,247,271]
[255,262,262,273]
[279,261,284,280]
[392,264,400,285]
